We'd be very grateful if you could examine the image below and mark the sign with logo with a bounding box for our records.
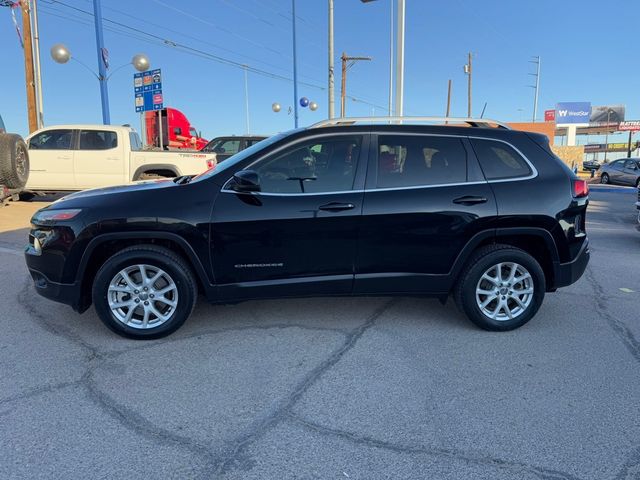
[544,109,555,122]
[618,120,640,132]
[584,142,639,153]
[555,102,591,125]
[134,68,163,112]
[589,104,625,126]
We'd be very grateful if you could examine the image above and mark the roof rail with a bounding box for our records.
[310,116,511,130]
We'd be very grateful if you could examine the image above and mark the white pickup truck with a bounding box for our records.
[24,124,216,191]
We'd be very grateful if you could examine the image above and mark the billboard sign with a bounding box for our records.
[134,68,163,112]
[544,109,555,122]
[589,104,625,126]
[584,142,639,153]
[555,102,591,124]
[618,120,640,132]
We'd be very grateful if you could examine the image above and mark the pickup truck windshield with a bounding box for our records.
[192,133,287,182]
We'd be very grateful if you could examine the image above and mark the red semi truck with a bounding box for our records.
[145,107,208,150]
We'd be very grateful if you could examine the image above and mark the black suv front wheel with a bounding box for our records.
[454,245,545,331]
[92,245,198,339]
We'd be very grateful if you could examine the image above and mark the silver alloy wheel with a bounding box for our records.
[107,264,179,329]
[475,262,534,321]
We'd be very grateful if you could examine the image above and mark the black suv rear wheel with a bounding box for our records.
[92,245,198,339]
[454,245,545,331]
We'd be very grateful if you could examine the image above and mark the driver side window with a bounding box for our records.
[254,136,361,194]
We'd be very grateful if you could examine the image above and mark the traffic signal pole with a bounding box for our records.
[92,0,110,124]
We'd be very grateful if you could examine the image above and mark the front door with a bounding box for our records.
[74,129,125,189]
[211,134,368,301]
[26,128,75,190]
[355,133,498,294]
[621,159,639,185]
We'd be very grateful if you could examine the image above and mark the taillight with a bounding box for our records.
[573,179,589,198]
[206,159,216,170]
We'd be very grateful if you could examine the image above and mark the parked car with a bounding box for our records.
[598,158,640,187]
[636,183,640,228]
[582,159,600,171]
[24,124,216,191]
[201,135,267,162]
[0,114,29,205]
[25,118,590,339]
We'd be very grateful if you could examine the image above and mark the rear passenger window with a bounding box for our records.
[79,130,118,150]
[376,135,467,188]
[471,139,532,180]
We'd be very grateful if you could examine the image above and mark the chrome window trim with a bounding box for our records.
[220,132,539,197]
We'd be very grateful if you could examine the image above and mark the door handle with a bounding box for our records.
[319,202,355,212]
[452,195,487,206]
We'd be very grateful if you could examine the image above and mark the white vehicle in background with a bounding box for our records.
[24,124,216,191]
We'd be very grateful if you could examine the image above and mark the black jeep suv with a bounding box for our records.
[25,118,590,339]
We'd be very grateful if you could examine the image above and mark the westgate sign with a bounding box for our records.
[555,102,591,124]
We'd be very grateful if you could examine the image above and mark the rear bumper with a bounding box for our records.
[552,239,590,289]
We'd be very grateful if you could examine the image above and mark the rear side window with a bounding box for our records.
[79,130,118,150]
[129,132,142,151]
[29,129,72,150]
[376,135,467,188]
[471,139,532,180]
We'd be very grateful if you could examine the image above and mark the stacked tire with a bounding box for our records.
[0,134,29,189]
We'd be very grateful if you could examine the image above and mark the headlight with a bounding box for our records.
[32,208,83,224]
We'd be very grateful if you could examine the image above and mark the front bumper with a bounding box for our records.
[26,266,85,312]
[552,239,590,289]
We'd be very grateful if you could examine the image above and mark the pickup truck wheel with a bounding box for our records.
[454,245,545,331]
[92,245,198,339]
[0,134,29,189]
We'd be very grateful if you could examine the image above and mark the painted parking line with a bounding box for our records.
[589,185,636,193]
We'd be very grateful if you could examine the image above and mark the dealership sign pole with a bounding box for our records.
[134,68,163,149]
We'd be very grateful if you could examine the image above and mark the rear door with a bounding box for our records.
[607,160,626,183]
[26,128,75,189]
[74,129,126,189]
[354,133,497,294]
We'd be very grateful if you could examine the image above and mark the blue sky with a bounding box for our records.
[1,0,638,142]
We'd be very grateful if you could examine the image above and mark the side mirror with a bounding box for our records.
[232,170,260,192]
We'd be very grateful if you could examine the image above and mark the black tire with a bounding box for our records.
[92,245,198,339]
[600,173,609,184]
[18,191,36,201]
[635,177,640,188]
[454,244,545,331]
[0,134,29,189]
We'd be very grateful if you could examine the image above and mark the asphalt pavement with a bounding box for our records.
[0,186,639,480]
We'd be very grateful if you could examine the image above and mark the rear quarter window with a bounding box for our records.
[471,139,532,180]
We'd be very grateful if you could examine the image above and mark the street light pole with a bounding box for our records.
[92,0,110,124]
[328,0,335,119]
[291,0,299,128]
[395,0,405,117]
[31,0,44,129]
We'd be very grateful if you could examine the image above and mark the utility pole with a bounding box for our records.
[395,0,405,117]
[445,79,452,118]
[464,52,472,117]
[328,0,334,119]
[20,0,38,133]
[31,0,44,129]
[92,0,110,124]
[291,0,299,127]
[340,52,372,117]
[529,56,541,122]
[243,65,250,134]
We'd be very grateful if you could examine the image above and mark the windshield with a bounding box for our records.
[192,132,288,182]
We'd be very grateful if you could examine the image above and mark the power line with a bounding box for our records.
[40,0,390,112]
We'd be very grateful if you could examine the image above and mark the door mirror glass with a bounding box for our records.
[232,170,261,192]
